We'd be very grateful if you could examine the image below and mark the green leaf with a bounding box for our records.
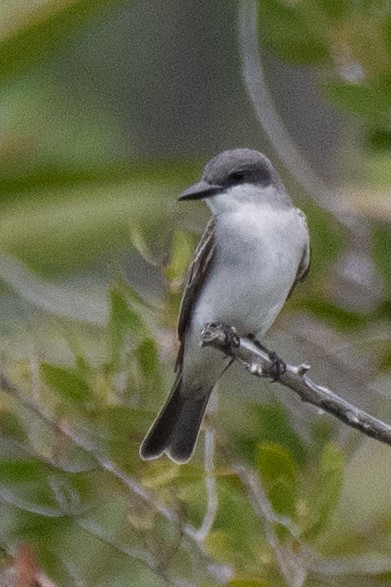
[237,403,307,465]
[40,363,91,403]
[75,353,92,381]
[257,443,298,519]
[258,0,329,64]
[0,0,124,81]
[136,338,158,377]
[209,478,262,568]
[135,337,162,393]
[304,442,344,539]
[165,231,194,284]
[385,16,391,54]
[129,223,158,267]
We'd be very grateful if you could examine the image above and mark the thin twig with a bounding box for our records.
[235,465,306,587]
[201,323,391,447]
[194,391,219,541]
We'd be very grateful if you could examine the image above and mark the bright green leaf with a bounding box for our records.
[40,363,91,403]
[210,478,263,569]
[204,530,235,564]
[75,353,92,381]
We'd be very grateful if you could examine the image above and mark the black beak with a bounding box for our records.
[178,180,222,201]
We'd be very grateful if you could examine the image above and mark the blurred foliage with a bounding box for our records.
[0,1,389,586]
[0,236,388,586]
[258,0,391,152]
[0,0,125,81]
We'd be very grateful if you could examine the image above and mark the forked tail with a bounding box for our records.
[140,378,211,464]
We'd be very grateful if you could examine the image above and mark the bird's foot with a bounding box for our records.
[247,334,286,382]
[208,322,240,353]
[268,351,286,382]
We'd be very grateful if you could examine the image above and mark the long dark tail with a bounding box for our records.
[140,378,211,464]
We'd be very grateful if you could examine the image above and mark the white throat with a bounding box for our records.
[205,183,289,216]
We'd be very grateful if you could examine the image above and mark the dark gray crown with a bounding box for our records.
[202,148,280,189]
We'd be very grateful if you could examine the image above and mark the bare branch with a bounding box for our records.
[201,323,391,447]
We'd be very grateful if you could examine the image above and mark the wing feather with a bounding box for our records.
[287,210,311,298]
[175,217,216,371]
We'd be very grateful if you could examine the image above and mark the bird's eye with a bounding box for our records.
[228,170,245,183]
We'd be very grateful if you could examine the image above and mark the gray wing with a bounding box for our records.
[287,210,311,298]
[175,217,216,371]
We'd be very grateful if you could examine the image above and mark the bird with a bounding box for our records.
[140,148,310,464]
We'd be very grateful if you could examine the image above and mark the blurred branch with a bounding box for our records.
[0,255,107,325]
[194,392,218,541]
[201,323,391,447]
[238,0,341,215]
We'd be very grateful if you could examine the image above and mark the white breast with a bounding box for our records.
[191,200,308,338]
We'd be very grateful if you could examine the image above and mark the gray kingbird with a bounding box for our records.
[140,148,310,464]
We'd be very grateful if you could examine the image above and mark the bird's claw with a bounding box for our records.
[209,322,240,352]
[247,335,285,382]
[268,351,286,382]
